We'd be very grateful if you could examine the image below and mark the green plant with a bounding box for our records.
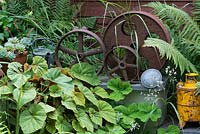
[107,78,132,102]
[144,2,200,74]
[115,103,161,134]
[157,125,180,134]
[0,37,30,61]
[0,118,11,134]
[0,56,126,134]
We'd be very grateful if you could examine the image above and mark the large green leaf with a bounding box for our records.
[61,94,77,112]
[70,63,100,86]
[89,108,102,126]
[38,102,55,113]
[43,68,74,95]
[7,62,31,88]
[19,104,47,134]
[107,78,132,94]
[13,83,36,109]
[158,125,180,134]
[31,56,48,77]
[137,103,161,122]
[79,85,98,106]
[98,100,116,124]
[75,108,94,132]
[107,78,132,101]
[109,91,125,102]
[106,124,126,134]
[72,119,85,132]
[91,86,109,99]
[55,115,72,133]
[49,85,62,98]
[0,85,13,95]
[72,90,85,106]
[46,119,56,134]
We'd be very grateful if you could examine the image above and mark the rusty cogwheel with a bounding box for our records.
[103,45,140,81]
[55,27,106,74]
[103,11,170,80]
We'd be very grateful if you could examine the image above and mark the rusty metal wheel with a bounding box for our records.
[55,28,105,74]
[103,11,170,80]
[103,45,140,81]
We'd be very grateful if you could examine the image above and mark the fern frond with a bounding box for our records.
[143,38,197,74]
[0,120,11,134]
[147,2,200,44]
[194,0,200,25]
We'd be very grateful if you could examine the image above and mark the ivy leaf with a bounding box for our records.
[91,86,109,98]
[72,90,85,106]
[55,115,73,133]
[79,85,98,106]
[7,62,31,88]
[31,56,48,77]
[61,94,77,112]
[98,100,116,124]
[38,102,55,113]
[72,119,85,132]
[43,68,74,94]
[49,85,62,98]
[70,62,100,86]
[107,78,132,101]
[19,104,47,134]
[75,108,94,132]
[13,83,36,109]
[89,108,102,126]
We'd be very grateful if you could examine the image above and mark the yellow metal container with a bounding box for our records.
[177,73,200,128]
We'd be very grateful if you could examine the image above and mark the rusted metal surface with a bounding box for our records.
[103,11,170,80]
[176,73,200,128]
[102,45,140,81]
[55,27,105,74]
[72,0,194,25]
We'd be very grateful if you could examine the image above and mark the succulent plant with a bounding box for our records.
[0,37,30,61]
[4,37,26,53]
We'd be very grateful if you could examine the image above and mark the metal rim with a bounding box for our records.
[55,28,105,74]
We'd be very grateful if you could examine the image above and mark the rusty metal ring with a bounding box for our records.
[103,11,170,80]
[103,45,140,81]
[55,28,106,74]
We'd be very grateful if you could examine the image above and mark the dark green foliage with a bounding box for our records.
[194,1,200,25]
[146,2,200,73]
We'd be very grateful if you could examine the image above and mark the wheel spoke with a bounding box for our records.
[108,66,120,74]
[111,54,121,64]
[78,32,84,52]
[84,48,102,56]
[59,45,76,55]
[126,63,137,68]
[122,69,128,80]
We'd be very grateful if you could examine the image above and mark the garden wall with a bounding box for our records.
[71,0,194,26]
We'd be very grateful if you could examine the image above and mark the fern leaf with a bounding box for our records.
[194,0,200,25]
[143,38,197,74]
[147,2,200,44]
